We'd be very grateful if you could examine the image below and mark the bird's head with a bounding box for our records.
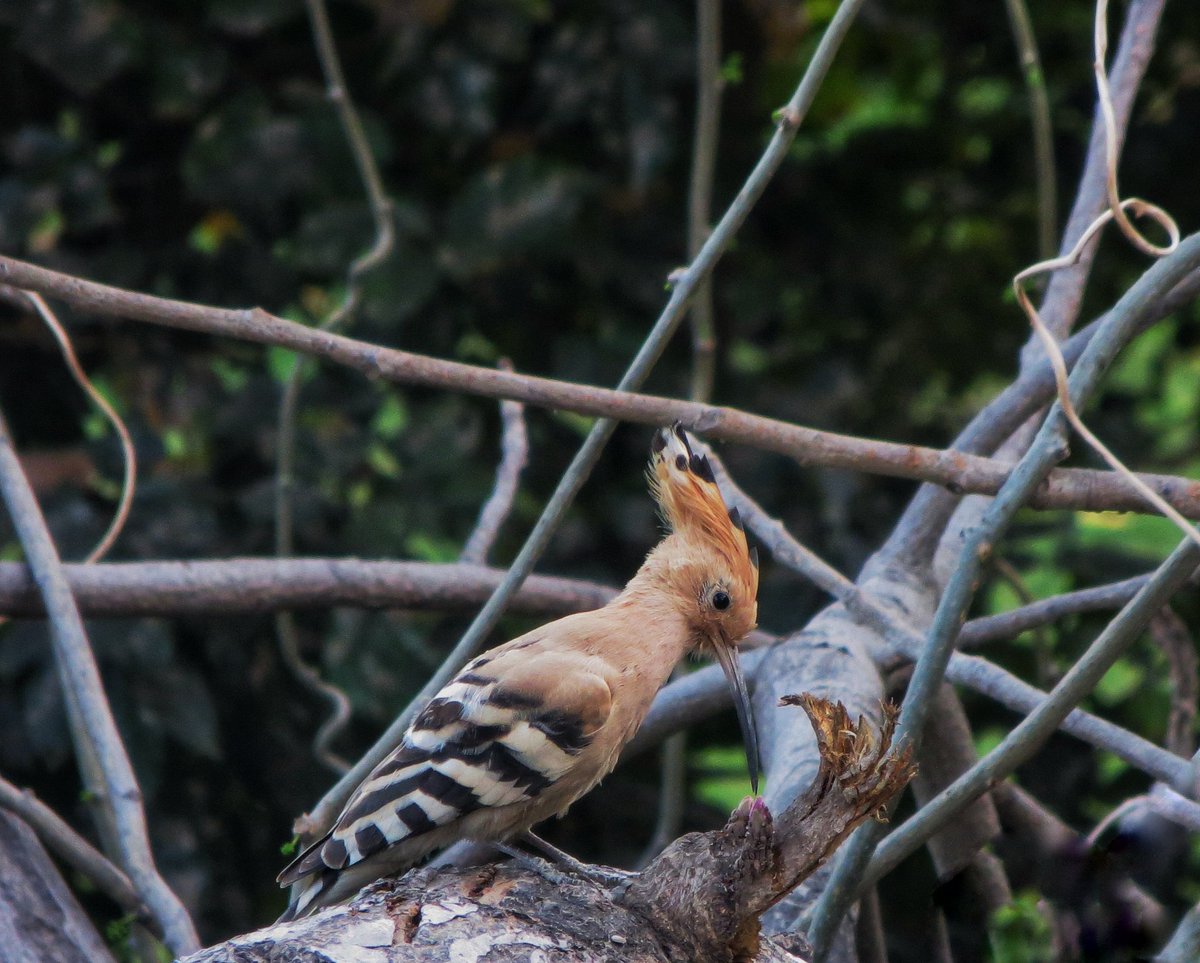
[648,422,761,791]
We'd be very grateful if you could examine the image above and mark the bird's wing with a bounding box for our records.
[278,647,613,886]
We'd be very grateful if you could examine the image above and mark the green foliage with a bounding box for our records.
[988,891,1056,963]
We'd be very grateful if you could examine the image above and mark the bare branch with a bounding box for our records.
[959,572,1153,647]
[1149,607,1199,758]
[807,231,1200,956]
[6,261,1200,523]
[0,558,617,618]
[460,365,529,565]
[1030,0,1165,343]
[300,0,395,325]
[0,412,199,955]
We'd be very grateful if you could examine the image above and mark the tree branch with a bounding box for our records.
[863,534,1200,890]
[184,696,912,963]
[460,370,529,565]
[0,558,617,618]
[5,255,1200,522]
[0,412,199,955]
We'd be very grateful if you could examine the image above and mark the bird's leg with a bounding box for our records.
[516,831,632,888]
[491,840,589,892]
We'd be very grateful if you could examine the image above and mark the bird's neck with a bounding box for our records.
[607,539,698,667]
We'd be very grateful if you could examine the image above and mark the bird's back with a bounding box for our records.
[278,613,666,918]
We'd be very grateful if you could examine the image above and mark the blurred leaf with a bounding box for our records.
[988,891,1055,963]
[404,532,460,563]
[692,744,759,811]
[1094,659,1144,707]
[1075,512,1182,560]
[372,394,410,439]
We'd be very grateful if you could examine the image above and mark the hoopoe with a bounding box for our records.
[277,424,761,919]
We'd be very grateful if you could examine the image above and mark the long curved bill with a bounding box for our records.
[711,636,761,795]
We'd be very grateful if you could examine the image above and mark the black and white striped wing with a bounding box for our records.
[279,661,611,886]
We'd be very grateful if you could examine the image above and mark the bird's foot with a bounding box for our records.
[493,832,632,894]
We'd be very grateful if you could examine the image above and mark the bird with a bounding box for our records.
[277,423,761,920]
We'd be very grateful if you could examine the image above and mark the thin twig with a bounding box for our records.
[687,0,723,404]
[0,412,198,955]
[1031,0,1165,343]
[990,557,1056,686]
[1015,205,1190,550]
[1002,0,1057,261]
[24,292,136,564]
[958,572,1152,647]
[460,363,529,566]
[0,774,150,927]
[646,0,727,857]
[294,0,875,844]
[1093,0,1174,258]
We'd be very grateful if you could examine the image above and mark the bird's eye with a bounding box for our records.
[712,590,731,611]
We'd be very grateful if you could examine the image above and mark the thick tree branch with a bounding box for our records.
[620,697,914,962]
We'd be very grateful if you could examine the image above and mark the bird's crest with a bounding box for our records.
[649,423,759,598]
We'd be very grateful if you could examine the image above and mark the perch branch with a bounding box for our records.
[619,696,916,961]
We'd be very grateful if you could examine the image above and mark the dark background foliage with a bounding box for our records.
[2,0,1200,957]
